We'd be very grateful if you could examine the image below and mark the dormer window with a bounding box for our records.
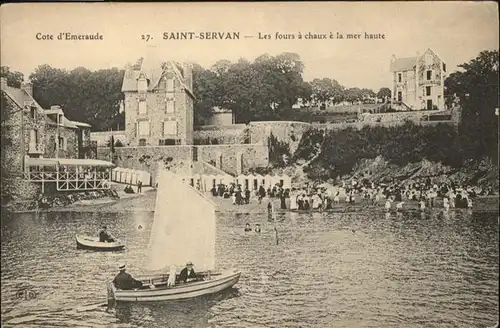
[398,73,402,83]
[425,54,433,65]
[166,79,174,92]
[30,107,36,120]
[138,76,147,92]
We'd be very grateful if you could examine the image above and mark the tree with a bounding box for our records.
[192,63,219,125]
[445,50,499,160]
[311,78,343,107]
[0,66,24,88]
[298,81,313,105]
[29,65,125,131]
[377,87,391,101]
[344,87,363,104]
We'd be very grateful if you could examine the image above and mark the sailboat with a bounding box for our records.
[107,170,241,302]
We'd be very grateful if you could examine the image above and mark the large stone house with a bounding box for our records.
[1,77,92,174]
[390,48,446,111]
[121,58,195,146]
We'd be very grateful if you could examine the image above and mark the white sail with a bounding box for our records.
[148,170,216,272]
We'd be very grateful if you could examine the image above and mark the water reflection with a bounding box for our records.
[113,288,241,328]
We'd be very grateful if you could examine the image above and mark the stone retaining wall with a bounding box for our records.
[197,144,269,176]
[91,131,127,147]
[193,124,247,144]
[249,121,312,154]
[97,143,269,180]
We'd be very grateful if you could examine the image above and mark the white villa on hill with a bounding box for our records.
[390,48,446,111]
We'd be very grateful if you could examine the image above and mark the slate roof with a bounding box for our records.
[2,85,44,112]
[390,56,417,72]
[122,59,194,99]
[1,84,90,129]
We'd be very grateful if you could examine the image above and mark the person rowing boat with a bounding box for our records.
[99,226,116,243]
[113,264,143,290]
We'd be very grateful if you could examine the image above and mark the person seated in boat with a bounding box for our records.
[179,261,198,283]
[244,223,252,232]
[99,226,115,243]
[113,264,143,290]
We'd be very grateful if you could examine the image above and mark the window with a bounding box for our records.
[58,137,66,150]
[166,99,174,113]
[159,139,176,146]
[139,139,146,146]
[163,120,177,136]
[426,70,432,80]
[426,86,431,96]
[30,129,38,144]
[30,107,36,120]
[138,77,147,92]
[138,121,150,136]
[443,63,446,72]
[138,100,147,115]
[166,79,174,92]
[398,73,402,83]
[425,54,433,65]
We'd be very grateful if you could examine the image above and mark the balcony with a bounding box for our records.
[28,143,44,155]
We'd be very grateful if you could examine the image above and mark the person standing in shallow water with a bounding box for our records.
[255,224,261,233]
[280,192,287,210]
[267,202,273,220]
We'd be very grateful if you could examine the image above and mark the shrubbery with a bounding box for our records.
[295,121,466,178]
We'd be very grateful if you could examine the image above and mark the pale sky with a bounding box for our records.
[1,2,498,90]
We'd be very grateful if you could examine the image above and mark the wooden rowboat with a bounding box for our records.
[76,234,125,251]
[107,270,241,302]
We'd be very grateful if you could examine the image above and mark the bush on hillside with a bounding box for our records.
[294,121,464,179]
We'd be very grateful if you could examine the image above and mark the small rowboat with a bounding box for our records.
[76,234,125,251]
[107,270,241,302]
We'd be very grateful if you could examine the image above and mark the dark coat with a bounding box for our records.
[99,230,114,242]
[113,271,143,290]
[178,267,197,283]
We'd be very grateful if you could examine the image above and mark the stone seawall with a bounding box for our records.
[197,144,269,175]
[97,145,193,185]
[97,143,269,182]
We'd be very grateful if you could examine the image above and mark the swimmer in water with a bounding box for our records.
[244,223,252,232]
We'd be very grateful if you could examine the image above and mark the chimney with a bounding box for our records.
[182,62,193,91]
[416,51,421,58]
[391,54,396,62]
[50,105,61,110]
[0,77,7,90]
[22,82,33,96]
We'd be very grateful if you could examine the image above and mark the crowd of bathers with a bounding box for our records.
[209,175,490,212]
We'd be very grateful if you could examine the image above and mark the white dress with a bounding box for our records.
[290,193,297,210]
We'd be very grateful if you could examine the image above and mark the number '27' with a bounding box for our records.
[141,34,151,42]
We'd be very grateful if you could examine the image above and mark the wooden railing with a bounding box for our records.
[24,171,111,191]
